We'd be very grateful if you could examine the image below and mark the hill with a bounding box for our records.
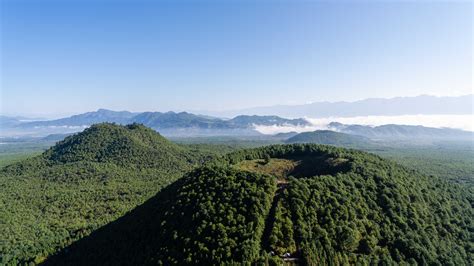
[271,131,299,140]
[44,144,473,265]
[41,123,191,168]
[0,123,212,264]
[286,130,371,146]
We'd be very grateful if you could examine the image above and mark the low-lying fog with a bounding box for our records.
[253,114,474,134]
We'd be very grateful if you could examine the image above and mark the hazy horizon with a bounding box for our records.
[2,95,473,134]
[1,93,473,119]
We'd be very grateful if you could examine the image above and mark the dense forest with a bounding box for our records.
[225,145,473,264]
[0,123,213,265]
[45,166,276,265]
[1,124,472,265]
[285,130,371,147]
[46,144,474,264]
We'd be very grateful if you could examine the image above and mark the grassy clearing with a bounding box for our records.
[0,152,41,168]
[235,158,299,179]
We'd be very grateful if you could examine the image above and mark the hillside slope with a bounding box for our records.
[0,123,210,265]
[286,130,371,146]
[42,123,191,168]
[45,144,473,265]
[45,167,276,265]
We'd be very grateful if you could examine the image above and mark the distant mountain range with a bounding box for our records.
[203,95,474,118]
[2,109,309,137]
[328,122,473,140]
[1,106,473,141]
[0,116,22,128]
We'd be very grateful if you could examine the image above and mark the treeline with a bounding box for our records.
[213,144,355,177]
[221,144,354,164]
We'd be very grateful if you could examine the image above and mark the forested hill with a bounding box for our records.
[45,144,473,265]
[4,123,210,173]
[285,130,371,146]
[42,123,191,167]
[0,123,213,264]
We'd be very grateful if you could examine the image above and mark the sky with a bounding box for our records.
[1,0,472,117]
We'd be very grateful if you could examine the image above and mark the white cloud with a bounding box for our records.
[252,124,324,135]
[253,114,474,135]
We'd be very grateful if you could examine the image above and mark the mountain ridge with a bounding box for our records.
[329,122,474,140]
[8,110,310,137]
[1,101,473,139]
[201,94,474,117]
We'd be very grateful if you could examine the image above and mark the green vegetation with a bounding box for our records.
[1,124,472,265]
[286,130,371,147]
[0,140,52,168]
[287,170,472,264]
[40,123,196,168]
[0,123,214,265]
[267,195,297,256]
[45,166,276,265]
[171,135,281,148]
[152,167,276,264]
[232,145,473,264]
[4,133,472,185]
[0,152,39,168]
[235,158,298,179]
[44,144,474,265]
[222,145,352,179]
[369,142,474,186]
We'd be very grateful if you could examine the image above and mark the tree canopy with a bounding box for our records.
[1,125,472,265]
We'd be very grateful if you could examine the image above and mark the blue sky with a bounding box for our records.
[1,0,472,117]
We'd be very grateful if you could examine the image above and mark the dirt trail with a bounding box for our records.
[261,182,285,251]
[260,180,301,264]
